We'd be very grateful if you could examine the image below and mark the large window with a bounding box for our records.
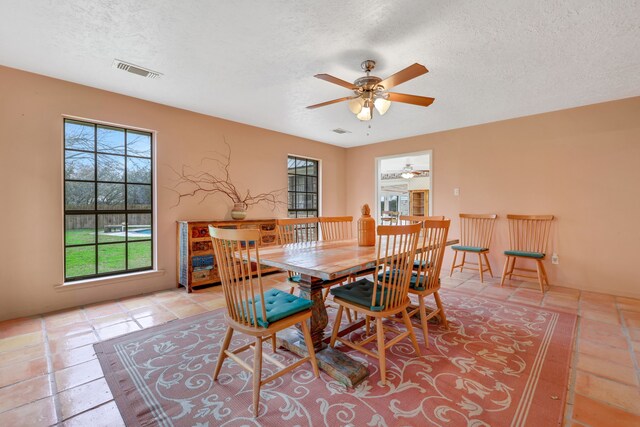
[64,119,154,281]
[287,156,319,239]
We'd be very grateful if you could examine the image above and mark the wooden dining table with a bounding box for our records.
[251,238,459,387]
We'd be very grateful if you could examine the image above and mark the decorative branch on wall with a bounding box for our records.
[169,141,286,218]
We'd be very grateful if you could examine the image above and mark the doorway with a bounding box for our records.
[376,151,432,224]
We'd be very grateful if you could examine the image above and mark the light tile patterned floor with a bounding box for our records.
[1,272,639,426]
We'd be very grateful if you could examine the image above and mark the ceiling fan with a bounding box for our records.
[401,164,430,179]
[307,59,435,121]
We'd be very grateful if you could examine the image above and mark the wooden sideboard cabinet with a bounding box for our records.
[176,219,280,292]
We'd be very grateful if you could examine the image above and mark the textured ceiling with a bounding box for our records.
[1,1,639,147]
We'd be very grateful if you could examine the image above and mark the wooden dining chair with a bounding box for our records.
[380,211,399,225]
[208,226,319,417]
[449,213,498,283]
[398,215,444,270]
[500,214,554,292]
[407,218,451,344]
[276,217,319,293]
[276,217,319,245]
[329,224,422,385]
[319,216,353,241]
[317,216,362,320]
[318,216,353,285]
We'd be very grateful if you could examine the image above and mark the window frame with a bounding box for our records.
[287,155,320,219]
[62,117,155,283]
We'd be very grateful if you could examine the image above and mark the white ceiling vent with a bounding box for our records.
[112,59,162,79]
[332,128,351,134]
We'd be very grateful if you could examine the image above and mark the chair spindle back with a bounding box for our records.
[319,216,353,241]
[506,214,554,254]
[459,213,498,248]
[413,219,451,291]
[374,224,421,311]
[209,226,266,328]
[276,217,319,244]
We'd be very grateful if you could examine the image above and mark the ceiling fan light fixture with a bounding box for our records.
[356,105,372,121]
[374,97,391,115]
[401,172,415,179]
[401,164,416,179]
[348,97,364,114]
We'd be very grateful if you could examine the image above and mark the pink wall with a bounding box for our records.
[0,66,347,321]
[345,97,640,298]
[1,64,638,321]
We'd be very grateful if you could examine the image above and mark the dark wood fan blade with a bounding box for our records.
[387,92,435,107]
[314,74,356,90]
[378,63,428,90]
[306,96,355,109]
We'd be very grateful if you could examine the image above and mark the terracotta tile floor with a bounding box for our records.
[1,271,639,426]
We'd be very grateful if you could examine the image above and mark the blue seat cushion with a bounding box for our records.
[244,288,312,328]
[379,270,437,291]
[452,245,488,252]
[504,250,545,259]
[330,278,388,311]
[413,259,430,268]
[287,274,302,283]
[287,274,342,286]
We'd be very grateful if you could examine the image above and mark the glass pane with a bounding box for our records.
[306,194,318,209]
[97,154,125,182]
[128,241,152,269]
[307,160,317,176]
[287,175,295,191]
[97,183,125,210]
[97,126,125,154]
[65,181,95,210]
[127,157,151,184]
[296,193,306,209]
[127,184,151,210]
[287,158,296,172]
[98,214,126,243]
[98,243,126,273]
[127,131,151,158]
[287,193,294,209]
[295,158,306,174]
[65,215,95,245]
[127,213,151,240]
[66,246,96,278]
[65,120,94,151]
[295,176,305,192]
[307,176,317,192]
[65,151,95,181]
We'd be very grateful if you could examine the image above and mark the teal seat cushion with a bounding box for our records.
[452,245,488,252]
[504,250,545,259]
[378,270,438,291]
[287,274,302,283]
[413,259,430,268]
[330,278,388,311]
[287,275,341,286]
[245,288,312,328]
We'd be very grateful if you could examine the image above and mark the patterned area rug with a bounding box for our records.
[95,289,576,426]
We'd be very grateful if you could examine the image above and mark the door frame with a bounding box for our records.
[374,150,433,221]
